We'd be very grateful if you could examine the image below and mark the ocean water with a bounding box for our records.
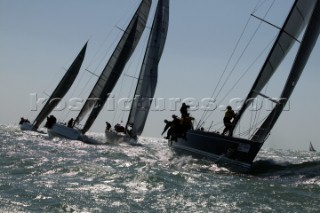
[0,125,319,212]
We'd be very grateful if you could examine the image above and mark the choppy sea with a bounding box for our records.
[0,125,319,212]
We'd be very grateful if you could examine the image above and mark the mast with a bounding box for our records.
[231,0,317,136]
[76,0,152,134]
[251,0,320,142]
[126,0,169,136]
[32,42,87,130]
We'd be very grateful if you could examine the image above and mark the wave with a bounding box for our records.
[2,124,319,179]
[250,159,320,178]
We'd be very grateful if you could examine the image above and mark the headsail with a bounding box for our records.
[32,42,87,130]
[232,0,318,134]
[252,0,320,142]
[75,0,152,134]
[126,0,169,136]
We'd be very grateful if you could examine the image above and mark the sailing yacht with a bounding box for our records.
[309,141,317,152]
[105,0,169,144]
[167,0,320,172]
[47,0,152,141]
[19,42,87,132]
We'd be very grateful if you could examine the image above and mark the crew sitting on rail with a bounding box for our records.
[45,115,57,129]
[105,121,112,132]
[114,123,125,133]
[19,117,30,125]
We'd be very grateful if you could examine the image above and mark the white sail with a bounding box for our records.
[126,0,169,136]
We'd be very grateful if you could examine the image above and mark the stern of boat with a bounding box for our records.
[105,130,130,143]
[19,122,33,131]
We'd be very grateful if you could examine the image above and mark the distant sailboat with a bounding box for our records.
[309,141,316,152]
[167,0,320,172]
[19,42,87,132]
[105,0,169,143]
[46,0,152,141]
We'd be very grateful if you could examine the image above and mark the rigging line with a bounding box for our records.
[124,73,139,80]
[111,70,127,125]
[110,45,141,125]
[87,0,140,71]
[75,0,142,104]
[197,17,251,128]
[209,0,270,100]
[197,12,253,129]
[87,28,120,69]
[60,29,121,122]
[112,51,141,123]
[251,14,301,43]
[128,32,149,99]
[210,121,224,130]
[117,33,147,122]
[78,31,124,99]
[215,0,275,100]
[201,37,275,128]
[254,0,269,13]
[250,114,270,139]
[61,28,121,121]
[199,0,276,128]
[252,97,280,141]
[197,0,274,129]
[210,17,251,99]
[119,28,151,125]
[218,38,275,107]
[70,27,121,101]
[84,69,100,78]
[251,82,270,135]
[236,115,267,138]
[249,104,258,137]
[106,2,142,123]
[67,3,143,124]
[239,112,265,137]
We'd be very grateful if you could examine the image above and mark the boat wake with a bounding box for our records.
[250,159,320,178]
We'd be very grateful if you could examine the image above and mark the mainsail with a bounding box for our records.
[252,0,320,142]
[232,0,318,134]
[74,0,152,134]
[126,0,169,136]
[32,42,87,130]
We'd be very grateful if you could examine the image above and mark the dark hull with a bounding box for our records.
[169,130,263,173]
